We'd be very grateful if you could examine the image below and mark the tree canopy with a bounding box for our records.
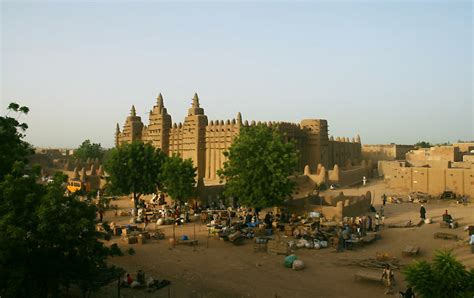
[161,154,196,203]
[218,124,298,208]
[414,141,433,148]
[0,103,33,180]
[74,139,105,162]
[0,104,121,297]
[403,250,474,298]
[104,141,166,208]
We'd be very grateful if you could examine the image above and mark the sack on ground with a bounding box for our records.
[292,259,305,270]
[284,254,298,268]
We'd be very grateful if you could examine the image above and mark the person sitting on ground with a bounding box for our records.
[314,216,321,230]
[245,212,252,224]
[289,213,298,224]
[127,273,133,286]
[251,214,258,225]
[442,210,455,228]
[275,210,281,221]
[400,286,415,298]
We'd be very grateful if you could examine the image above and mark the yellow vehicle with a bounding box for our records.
[67,178,90,193]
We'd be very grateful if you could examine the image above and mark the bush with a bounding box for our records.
[403,250,474,297]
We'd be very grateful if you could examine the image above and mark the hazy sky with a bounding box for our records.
[1,1,472,148]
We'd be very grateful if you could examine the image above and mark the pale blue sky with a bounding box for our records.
[1,1,472,148]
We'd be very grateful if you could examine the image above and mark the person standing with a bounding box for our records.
[381,265,395,294]
[375,213,380,232]
[342,226,350,250]
[337,229,345,252]
[360,216,367,235]
[420,204,426,220]
[264,212,272,228]
[144,214,149,230]
[382,193,387,206]
[469,233,474,254]
[367,215,373,232]
[380,206,385,225]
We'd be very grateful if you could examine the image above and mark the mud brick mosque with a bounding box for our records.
[115,93,362,185]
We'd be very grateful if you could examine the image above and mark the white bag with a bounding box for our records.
[292,259,305,270]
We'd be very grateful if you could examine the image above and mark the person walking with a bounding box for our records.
[382,193,387,206]
[420,204,426,220]
[381,265,395,294]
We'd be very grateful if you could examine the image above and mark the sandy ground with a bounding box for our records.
[95,179,474,298]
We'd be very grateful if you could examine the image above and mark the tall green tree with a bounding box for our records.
[403,250,474,298]
[0,104,121,297]
[105,141,166,209]
[0,171,122,297]
[0,103,33,180]
[161,154,196,203]
[74,139,105,162]
[218,124,298,208]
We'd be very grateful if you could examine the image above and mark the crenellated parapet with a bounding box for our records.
[330,135,359,144]
[327,133,362,167]
[203,112,243,180]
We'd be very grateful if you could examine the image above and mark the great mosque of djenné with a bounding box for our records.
[115,93,362,184]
